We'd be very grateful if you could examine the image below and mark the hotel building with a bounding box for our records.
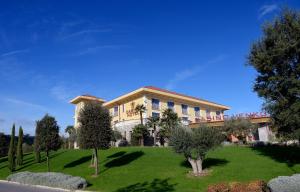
[70,86,230,143]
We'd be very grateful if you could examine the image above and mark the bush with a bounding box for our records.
[207,180,268,192]
[268,174,300,192]
[207,182,230,192]
[7,171,87,190]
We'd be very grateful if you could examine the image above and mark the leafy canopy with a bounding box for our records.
[159,109,180,138]
[170,125,223,159]
[78,103,112,149]
[36,114,61,152]
[132,124,149,140]
[223,117,257,136]
[247,8,300,136]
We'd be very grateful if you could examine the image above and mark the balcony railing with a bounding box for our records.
[152,104,160,110]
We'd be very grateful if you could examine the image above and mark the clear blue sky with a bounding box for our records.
[1,0,299,135]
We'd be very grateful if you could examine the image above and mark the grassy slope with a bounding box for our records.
[0,146,299,192]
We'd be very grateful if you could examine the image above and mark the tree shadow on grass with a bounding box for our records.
[114,178,176,192]
[180,158,228,169]
[17,157,35,171]
[64,155,92,168]
[251,145,300,168]
[107,151,126,158]
[105,151,144,168]
[17,150,66,171]
[0,157,7,164]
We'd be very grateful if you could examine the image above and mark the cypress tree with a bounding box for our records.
[16,126,23,166]
[8,124,16,172]
[34,120,41,163]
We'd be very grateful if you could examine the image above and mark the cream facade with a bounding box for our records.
[70,86,230,142]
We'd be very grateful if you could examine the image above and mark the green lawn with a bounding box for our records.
[0,146,299,192]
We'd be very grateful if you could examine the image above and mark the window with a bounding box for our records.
[114,106,118,116]
[216,111,222,120]
[152,98,160,110]
[182,104,188,115]
[206,109,211,120]
[122,104,125,112]
[152,112,160,118]
[194,107,200,117]
[167,101,174,110]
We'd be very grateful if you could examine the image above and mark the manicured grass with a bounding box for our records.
[0,146,299,192]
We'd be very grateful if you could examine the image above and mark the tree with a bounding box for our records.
[159,109,180,144]
[132,124,149,146]
[78,103,112,176]
[146,116,160,146]
[170,125,223,175]
[36,114,61,171]
[135,104,146,125]
[16,126,23,166]
[8,124,16,172]
[111,129,122,146]
[0,133,9,158]
[65,125,77,149]
[34,123,41,163]
[222,117,257,143]
[247,8,300,138]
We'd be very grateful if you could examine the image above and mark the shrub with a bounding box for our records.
[207,182,230,192]
[268,174,300,192]
[7,171,87,190]
[207,180,268,192]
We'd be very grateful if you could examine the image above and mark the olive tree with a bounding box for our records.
[78,103,112,176]
[223,117,257,143]
[170,125,223,175]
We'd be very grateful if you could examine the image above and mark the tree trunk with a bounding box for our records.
[90,150,95,167]
[94,148,98,176]
[46,151,50,172]
[140,112,143,125]
[196,157,203,174]
[141,137,144,146]
[153,126,156,146]
[188,157,198,175]
[94,152,97,167]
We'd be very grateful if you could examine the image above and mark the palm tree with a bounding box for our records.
[146,116,160,146]
[159,109,179,145]
[160,109,179,130]
[65,125,76,149]
[135,104,146,125]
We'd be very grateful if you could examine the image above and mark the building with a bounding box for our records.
[189,113,273,142]
[70,86,230,143]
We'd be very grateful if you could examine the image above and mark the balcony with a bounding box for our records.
[152,104,160,111]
